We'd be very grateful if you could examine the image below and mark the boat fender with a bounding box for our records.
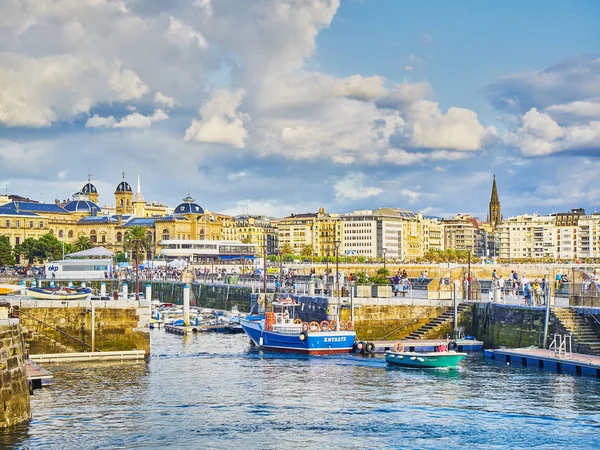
[394,342,404,353]
[320,321,329,332]
[294,318,303,325]
[356,341,366,354]
[309,321,320,332]
[299,331,308,341]
[365,342,375,354]
[447,341,457,351]
[302,322,310,332]
[346,321,354,331]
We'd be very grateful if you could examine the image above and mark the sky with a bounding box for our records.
[1,0,600,220]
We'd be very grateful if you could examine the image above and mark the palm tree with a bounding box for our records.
[300,245,314,261]
[73,236,93,252]
[280,243,294,256]
[124,226,153,300]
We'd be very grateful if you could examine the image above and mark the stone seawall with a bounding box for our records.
[0,324,31,428]
[9,300,150,355]
[468,303,551,348]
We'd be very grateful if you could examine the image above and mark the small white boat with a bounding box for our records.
[27,287,92,300]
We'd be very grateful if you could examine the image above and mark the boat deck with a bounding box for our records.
[165,324,244,335]
[25,359,53,389]
[369,339,483,354]
[486,347,600,377]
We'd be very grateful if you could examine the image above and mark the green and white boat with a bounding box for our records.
[386,349,467,368]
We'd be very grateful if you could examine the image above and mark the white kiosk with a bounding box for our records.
[45,246,114,280]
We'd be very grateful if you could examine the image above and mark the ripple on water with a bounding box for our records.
[2,331,600,449]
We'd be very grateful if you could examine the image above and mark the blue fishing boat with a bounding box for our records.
[240,300,356,354]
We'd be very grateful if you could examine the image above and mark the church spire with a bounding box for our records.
[488,174,501,229]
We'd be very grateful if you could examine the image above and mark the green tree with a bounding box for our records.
[241,236,252,244]
[36,233,63,261]
[14,237,38,264]
[124,226,153,300]
[0,235,16,266]
[116,251,128,263]
[73,235,94,252]
[300,245,314,261]
[280,243,293,255]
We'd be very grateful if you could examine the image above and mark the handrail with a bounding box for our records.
[380,301,447,340]
[16,308,96,351]
[582,307,600,327]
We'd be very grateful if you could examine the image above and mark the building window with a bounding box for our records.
[5,220,8,228]
[16,237,20,245]
[16,221,20,228]
[116,232,122,242]
[68,230,73,238]
[101,234,106,243]
[29,221,34,229]
[40,222,44,228]
[59,230,64,238]
[90,230,97,244]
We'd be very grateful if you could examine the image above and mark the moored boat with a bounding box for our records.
[26,286,92,300]
[240,300,356,354]
[385,342,467,368]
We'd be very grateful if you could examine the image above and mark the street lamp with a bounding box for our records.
[334,239,341,330]
[383,247,388,271]
[263,243,268,303]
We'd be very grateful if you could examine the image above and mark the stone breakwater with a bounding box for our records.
[0,324,31,428]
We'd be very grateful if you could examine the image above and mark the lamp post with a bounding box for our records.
[467,248,472,301]
[325,252,330,294]
[334,239,341,330]
[383,247,387,271]
[279,248,283,286]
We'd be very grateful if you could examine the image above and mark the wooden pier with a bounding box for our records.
[485,348,600,377]
[25,359,53,389]
[367,338,483,354]
[30,350,146,364]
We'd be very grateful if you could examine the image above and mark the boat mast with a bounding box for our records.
[263,244,267,311]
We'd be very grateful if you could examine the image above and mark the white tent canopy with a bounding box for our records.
[167,259,187,269]
[65,246,115,258]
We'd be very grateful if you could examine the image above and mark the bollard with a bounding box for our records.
[123,283,128,299]
[50,281,55,288]
[69,281,74,288]
[183,285,190,326]
[81,281,86,288]
[100,282,106,297]
[37,279,42,287]
[309,280,315,296]
[145,284,152,302]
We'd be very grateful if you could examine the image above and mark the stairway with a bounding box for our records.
[553,308,600,355]
[22,328,77,354]
[406,303,472,340]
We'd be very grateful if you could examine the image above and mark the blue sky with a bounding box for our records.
[1,0,599,219]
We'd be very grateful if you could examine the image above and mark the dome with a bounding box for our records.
[175,195,204,214]
[82,182,97,194]
[63,200,102,214]
[115,181,132,193]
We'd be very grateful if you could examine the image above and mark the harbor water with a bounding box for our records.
[3,332,600,449]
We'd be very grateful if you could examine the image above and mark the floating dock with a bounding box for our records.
[25,359,53,389]
[485,348,600,377]
[368,338,483,354]
[30,350,146,364]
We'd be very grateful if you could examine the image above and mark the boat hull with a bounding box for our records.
[385,351,467,368]
[26,288,92,300]
[240,319,356,354]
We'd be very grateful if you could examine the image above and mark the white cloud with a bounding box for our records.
[546,101,600,120]
[167,17,208,49]
[86,109,168,129]
[404,65,414,72]
[332,75,386,101]
[0,54,148,127]
[334,173,383,201]
[406,101,497,151]
[154,92,176,109]
[57,170,67,180]
[184,89,249,147]
[506,107,600,156]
